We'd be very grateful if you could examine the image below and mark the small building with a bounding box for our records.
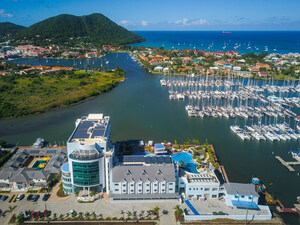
[110,155,177,200]
[85,52,98,58]
[154,66,163,71]
[224,183,259,209]
[178,169,222,200]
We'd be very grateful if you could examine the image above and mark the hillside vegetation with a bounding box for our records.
[14,13,145,46]
[0,68,125,118]
[0,22,25,36]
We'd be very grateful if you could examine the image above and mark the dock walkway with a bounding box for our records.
[275,156,298,172]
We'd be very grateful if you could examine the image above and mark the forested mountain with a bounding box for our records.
[0,22,25,36]
[14,13,145,45]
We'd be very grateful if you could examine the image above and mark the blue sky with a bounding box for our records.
[1,0,300,31]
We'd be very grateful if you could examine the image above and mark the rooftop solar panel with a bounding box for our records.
[77,121,95,129]
[72,129,89,139]
[30,150,40,154]
[46,150,56,154]
[91,129,105,138]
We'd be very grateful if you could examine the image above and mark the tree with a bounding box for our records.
[120,210,125,219]
[7,205,16,215]
[139,210,145,218]
[127,211,132,217]
[85,212,90,218]
[153,206,160,217]
[0,139,7,147]
[133,210,137,217]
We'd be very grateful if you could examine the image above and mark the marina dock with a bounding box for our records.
[275,156,300,172]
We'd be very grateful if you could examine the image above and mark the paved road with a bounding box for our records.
[0,194,180,225]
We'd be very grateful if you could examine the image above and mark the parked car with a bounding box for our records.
[16,194,25,201]
[42,194,50,201]
[31,194,40,202]
[23,210,30,219]
[27,194,33,201]
[0,195,8,201]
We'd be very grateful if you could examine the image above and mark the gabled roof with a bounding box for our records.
[112,165,175,183]
[224,183,259,197]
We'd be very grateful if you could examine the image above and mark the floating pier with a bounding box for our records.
[275,156,300,172]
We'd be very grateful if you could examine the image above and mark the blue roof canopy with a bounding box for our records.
[154,144,165,150]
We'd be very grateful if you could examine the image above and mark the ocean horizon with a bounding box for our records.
[131,31,300,54]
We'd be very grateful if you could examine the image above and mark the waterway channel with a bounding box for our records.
[0,53,299,225]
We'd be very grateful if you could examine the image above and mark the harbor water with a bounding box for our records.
[1,53,300,224]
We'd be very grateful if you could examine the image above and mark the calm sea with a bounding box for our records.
[132,31,300,54]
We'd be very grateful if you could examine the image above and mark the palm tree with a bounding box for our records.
[127,211,132,218]
[153,206,160,217]
[174,205,181,211]
[120,210,125,220]
[59,214,63,219]
[146,210,152,217]
[85,212,90,218]
[139,210,145,218]
[78,212,83,219]
[65,212,69,218]
[92,211,96,219]
[133,210,137,217]
[7,205,17,215]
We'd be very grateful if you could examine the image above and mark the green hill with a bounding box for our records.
[0,22,25,36]
[14,13,145,46]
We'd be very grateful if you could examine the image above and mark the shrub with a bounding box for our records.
[27,190,38,193]
[9,195,15,203]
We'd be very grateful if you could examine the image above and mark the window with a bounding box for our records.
[114,189,119,191]
[154,184,157,186]
[241,195,245,198]
[123,184,126,187]
[249,196,252,200]
[169,188,173,191]
[212,195,217,198]
[189,188,191,190]
[180,182,184,184]
[123,190,126,193]
[204,188,210,191]
[131,184,134,186]
[139,184,142,186]
[212,188,218,191]
[146,184,150,186]
[115,183,119,186]
[130,190,134,193]
[154,189,157,192]
[235,195,239,199]
[162,184,165,186]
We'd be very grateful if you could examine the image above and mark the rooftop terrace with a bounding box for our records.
[69,114,110,145]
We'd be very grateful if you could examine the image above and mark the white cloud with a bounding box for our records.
[174,18,208,26]
[141,20,149,26]
[119,20,131,27]
[0,9,13,18]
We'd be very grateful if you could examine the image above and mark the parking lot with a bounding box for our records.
[0,193,179,225]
